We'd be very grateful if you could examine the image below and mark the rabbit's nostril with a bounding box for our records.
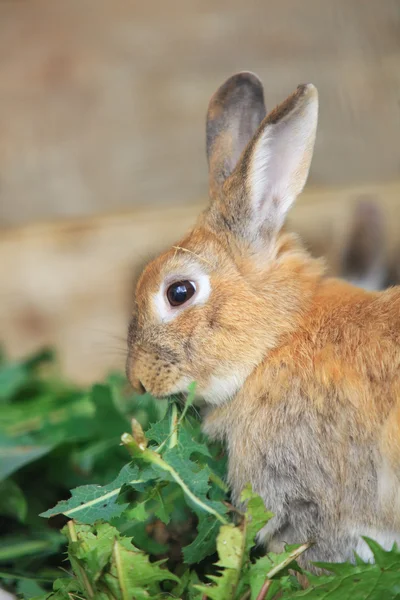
[137,380,147,395]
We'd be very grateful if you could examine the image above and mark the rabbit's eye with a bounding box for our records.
[166,280,196,307]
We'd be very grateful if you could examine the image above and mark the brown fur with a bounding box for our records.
[127,73,400,570]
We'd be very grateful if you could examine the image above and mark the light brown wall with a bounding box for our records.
[1,1,400,226]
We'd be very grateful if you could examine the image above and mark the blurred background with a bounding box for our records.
[1,0,400,382]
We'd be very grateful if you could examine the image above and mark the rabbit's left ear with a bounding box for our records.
[210,83,318,247]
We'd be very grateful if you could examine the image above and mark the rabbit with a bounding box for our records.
[126,72,400,570]
[339,197,391,291]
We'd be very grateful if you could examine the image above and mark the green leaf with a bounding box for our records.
[285,541,400,599]
[0,348,54,402]
[45,577,84,600]
[240,484,274,554]
[16,578,47,598]
[183,515,221,564]
[0,361,28,402]
[0,479,27,522]
[0,442,54,481]
[105,538,179,600]
[64,521,179,600]
[0,533,64,562]
[195,524,245,600]
[40,463,143,524]
[120,520,169,556]
[248,544,311,599]
[91,383,130,437]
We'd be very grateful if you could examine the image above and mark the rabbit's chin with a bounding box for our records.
[148,372,245,405]
[201,372,246,405]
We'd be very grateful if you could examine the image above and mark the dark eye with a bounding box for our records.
[166,280,196,307]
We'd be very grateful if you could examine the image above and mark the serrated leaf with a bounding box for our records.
[47,577,84,600]
[286,542,400,599]
[121,520,169,556]
[104,538,179,600]
[240,484,274,554]
[153,486,171,525]
[40,463,143,523]
[146,418,171,446]
[125,498,148,521]
[195,524,245,600]
[183,515,221,564]
[215,524,243,569]
[363,536,399,568]
[176,426,212,459]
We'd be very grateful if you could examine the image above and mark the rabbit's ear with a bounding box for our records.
[236,84,318,244]
[340,198,387,290]
[207,72,266,199]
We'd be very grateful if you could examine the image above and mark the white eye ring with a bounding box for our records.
[153,272,211,323]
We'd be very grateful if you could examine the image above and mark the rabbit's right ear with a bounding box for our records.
[207,72,267,199]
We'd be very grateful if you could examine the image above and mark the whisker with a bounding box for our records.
[172,246,214,267]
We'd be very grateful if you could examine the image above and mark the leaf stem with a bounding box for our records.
[113,541,129,600]
[67,521,95,599]
[255,579,272,600]
[265,542,312,579]
[169,403,178,449]
[67,519,78,542]
[178,382,197,425]
[53,478,144,519]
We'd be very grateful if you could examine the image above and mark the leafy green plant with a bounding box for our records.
[1,349,400,600]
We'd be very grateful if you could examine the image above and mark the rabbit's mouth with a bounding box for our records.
[126,345,191,399]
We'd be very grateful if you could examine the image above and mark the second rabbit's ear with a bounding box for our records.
[207,80,318,248]
[340,198,388,290]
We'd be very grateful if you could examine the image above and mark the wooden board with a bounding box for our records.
[1,0,400,226]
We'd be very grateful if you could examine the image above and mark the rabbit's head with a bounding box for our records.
[127,73,320,403]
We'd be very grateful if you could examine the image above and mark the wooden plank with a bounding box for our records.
[1,0,400,226]
[1,181,399,382]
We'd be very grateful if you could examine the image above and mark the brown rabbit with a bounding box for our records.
[127,73,400,568]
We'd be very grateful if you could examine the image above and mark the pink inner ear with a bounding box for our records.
[246,88,318,237]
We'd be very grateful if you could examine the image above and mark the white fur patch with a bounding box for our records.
[153,271,211,323]
[377,460,400,516]
[202,372,245,405]
[168,375,193,395]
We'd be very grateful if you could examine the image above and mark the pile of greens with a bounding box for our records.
[1,350,400,600]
